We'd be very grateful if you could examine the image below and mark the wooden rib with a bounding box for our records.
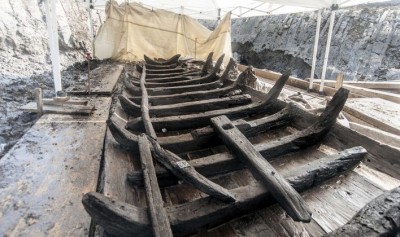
[144,54,180,65]
[110,103,293,154]
[146,63,179,70]
[140,65,157,139]
[138,134,173,237]
[126,72,290,131]
[211,115,311,222]
[130,73,218,88]
[201,52,214,76]
[130,54,225,87]
[82,146,367,237]
[147,136,235,202]
[120,94,252,117]
[136,63,185,74]
[127,152,239,188]
[146,70,200,79]
[256,87,349,158]
[220,58,236,84]
[130,84,240,106]
[125,79,223,96]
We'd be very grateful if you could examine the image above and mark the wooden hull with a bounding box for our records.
[83,56,400,237]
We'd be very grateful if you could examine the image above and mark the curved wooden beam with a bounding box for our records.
[82,146,366,237]
[201,52,214,76]
[144,54,181,65]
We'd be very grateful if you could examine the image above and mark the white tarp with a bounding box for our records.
[94,1,232,63]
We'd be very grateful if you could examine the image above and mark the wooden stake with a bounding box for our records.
[335,73,344,89]
[35,88,43,116]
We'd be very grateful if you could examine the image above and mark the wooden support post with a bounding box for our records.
[194,38,197,59]
[335,73,344,89]
[211,115,311,222]
[138,134,173,237]
[309,9,322,91]
[35,88,44,116]
[320,9,336,94]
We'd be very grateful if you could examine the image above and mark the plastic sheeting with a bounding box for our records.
[94,1,232,63]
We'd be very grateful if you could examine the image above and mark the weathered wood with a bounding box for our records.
[126,72,290,131]
[146,70,200,79]
[35,87,43,116]
[145,63,179,70]
[127,152,241,188]
[146,136,235,202]
[201,52,214,76]
[20,101,94,115]
[136,63,185,74]
[136,63,184,74]
[82,146,366,237]
[140,65,157,139]
[211,115,312,222]
[120,94,252,117]
[130,84,240,106]
[138,134,173,237]
[256,88,349,158]
[130,73,218,88]
[125,79,223,96]
[326,186,400,237]
[335,73,344,89]
[144,54,180,65]
[110,102,292,153]
[220,58,236,84]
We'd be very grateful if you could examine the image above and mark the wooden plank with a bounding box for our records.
[66,64,123,95]
[21,102,94,115]
[344,98,400,135]
[130,73,217,87]
[326,186,400,236]
[0,97,111,236]
[211,115,311,222]
[138,134,173,237]
[349,122,400,148]
[119,94,253,117]
[82,147,366,237]
[309,79,400,90]
[129,84,239,106]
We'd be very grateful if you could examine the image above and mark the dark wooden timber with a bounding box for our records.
[126,72,290,131]
[140,65,157,139]
[201,52,214,76]
[256,87,349,158]
[136,63,185,74]
[130,84,240,106]
[109,103,292,154]
[326,186,400,237]
[144,54,181,65]
[146,136,235,202]
[220,58,236,84]
[145,63,179,70]
[211,115,312,222]
[146,70,200,79]
[125,79,224,96]
[130,73,218,88]
[119,94,252,117]
[82,146,367,237]
[138,134,173,237]
[127,152,241,188]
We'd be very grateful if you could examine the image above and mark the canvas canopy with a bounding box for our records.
[94,1,232,63]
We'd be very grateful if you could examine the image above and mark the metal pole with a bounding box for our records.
[194,38,197,59]
[309,9,321,91]
[218,8,221,23]
[45,0,62,94]
[320,9,336,94]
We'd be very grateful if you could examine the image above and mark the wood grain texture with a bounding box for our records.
[211,115,312,222]
[138,134,173,237]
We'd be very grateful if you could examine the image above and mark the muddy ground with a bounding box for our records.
[0,59,107,158]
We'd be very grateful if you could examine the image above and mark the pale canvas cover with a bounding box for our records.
[94,1,232,64]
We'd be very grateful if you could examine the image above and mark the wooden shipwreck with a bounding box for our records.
[81,53,400,236]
